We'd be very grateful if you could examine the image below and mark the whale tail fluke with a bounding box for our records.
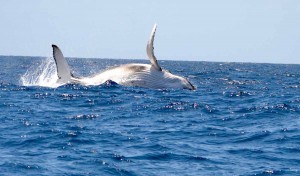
[52,44,72,84]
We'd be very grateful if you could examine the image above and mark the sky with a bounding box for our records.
[0,0,299,64]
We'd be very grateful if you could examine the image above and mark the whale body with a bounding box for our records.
[52,24,196,90]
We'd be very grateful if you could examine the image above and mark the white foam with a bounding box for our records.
[20,57,61,88]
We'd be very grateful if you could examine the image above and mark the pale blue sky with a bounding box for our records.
[0,1,299,64]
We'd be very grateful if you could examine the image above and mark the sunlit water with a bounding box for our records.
[0,56,299,175]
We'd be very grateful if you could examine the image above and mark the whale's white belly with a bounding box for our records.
[72,63,186,89]
[75,64,152,86]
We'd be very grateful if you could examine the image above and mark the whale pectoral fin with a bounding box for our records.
[146,24,162,71]
[52,44,72,83]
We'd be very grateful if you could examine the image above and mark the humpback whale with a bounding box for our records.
[52,24,196,90]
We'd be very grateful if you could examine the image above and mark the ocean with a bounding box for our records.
[0,56,299,175]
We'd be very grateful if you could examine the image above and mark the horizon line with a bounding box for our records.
[0,54,299,66]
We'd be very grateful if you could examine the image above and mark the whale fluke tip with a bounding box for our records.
[153,24,157,32]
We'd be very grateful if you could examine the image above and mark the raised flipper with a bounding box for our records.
[146,24,162,71]
[52,44,72,83]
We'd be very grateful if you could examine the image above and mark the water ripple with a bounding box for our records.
[0,57,299,175]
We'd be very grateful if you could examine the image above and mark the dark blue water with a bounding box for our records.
[0,56,299,175]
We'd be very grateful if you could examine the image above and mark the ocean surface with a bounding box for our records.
[0,56,299,176]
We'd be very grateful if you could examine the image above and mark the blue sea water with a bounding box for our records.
[0,56,299,176]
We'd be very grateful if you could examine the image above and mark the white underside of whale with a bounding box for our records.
[72,63,190,89]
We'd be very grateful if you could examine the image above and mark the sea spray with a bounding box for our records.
[20,57,60,88]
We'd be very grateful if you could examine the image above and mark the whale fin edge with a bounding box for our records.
[146,24,162,71]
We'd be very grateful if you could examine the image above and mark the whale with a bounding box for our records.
[51,24,196,90]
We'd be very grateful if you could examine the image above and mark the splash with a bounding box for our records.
[20,57,61,88]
